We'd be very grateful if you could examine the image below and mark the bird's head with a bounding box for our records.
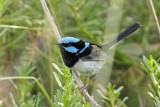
[57,37,86,54]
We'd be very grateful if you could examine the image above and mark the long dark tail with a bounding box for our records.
[102,23,141,50]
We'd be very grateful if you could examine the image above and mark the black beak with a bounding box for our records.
[54,43,61,45]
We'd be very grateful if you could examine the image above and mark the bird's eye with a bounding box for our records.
[63,43,71,47]
[67,44,71,47]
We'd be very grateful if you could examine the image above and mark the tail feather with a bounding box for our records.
[117,23,141,42]
[102,23,141,51]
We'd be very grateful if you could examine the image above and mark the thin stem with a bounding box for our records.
[72,71,101,107]
[49,48,54,100]
[156,85,160,99]
[66,74,70,96]
[0,76,55,107]
[149,0,160,35]
[40,0,61,41]
[111,99,115,107]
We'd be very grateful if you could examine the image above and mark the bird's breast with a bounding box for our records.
[71,59,105,75]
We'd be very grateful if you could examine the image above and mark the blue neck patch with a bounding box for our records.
[76,43,90,55]
[60,37,80,44]
[64,46,79,53]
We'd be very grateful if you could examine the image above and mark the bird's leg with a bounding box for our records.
[85,75,97,88]
[70,69,73,74]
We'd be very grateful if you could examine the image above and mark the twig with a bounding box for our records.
[149,0,160,35]
[72,71,101,107]
[39,0,101,106]
[40,0,61,41]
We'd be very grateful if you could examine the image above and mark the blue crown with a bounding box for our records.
[60,37,80,44]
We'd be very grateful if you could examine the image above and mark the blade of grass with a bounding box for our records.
[0,31,26,51]
[9,93,18,107]
[0,25,39,31]
[0,28,8,37]
[0,76,55,107]
[149,0,160,35]
[0,0,11,17]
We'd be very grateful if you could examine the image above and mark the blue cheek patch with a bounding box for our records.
[76,43,90,55]
[64,46,79,53]
[60,37,80,44]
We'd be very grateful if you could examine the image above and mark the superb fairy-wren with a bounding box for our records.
[57,23,141,75]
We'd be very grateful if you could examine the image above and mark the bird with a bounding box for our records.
[57,23,141,75]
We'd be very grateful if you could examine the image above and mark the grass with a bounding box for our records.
[0,0,160,106]
[0,76,54,107]
[142,56,160,107]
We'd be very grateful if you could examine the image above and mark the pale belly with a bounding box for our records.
[71,59,105,75]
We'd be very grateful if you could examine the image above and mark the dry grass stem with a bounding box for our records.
[149,0,160,35]
[40,0,61,41]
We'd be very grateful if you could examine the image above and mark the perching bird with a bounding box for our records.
[57,23,141,75]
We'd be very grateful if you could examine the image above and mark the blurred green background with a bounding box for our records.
[0,0,160,107]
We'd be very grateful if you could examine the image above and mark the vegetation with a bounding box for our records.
[142,56,160,107]
[0,0,160,106]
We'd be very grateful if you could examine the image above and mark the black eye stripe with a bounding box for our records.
[62,40,85,50]
[62,43,71,47]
